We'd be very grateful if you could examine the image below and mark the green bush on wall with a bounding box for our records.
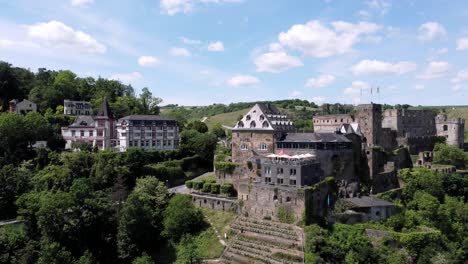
[221,183,234,196]
[185,180,193,189]
[211,183,220,194]
[202,182,212,193]
[192,180,204,190]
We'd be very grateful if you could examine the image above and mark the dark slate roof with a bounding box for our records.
[257,103,281,115]
[278,132,351,143]
[68,115,95,128]
[96,97,113,118]
[118,115,176,122]
[344,196,394,208]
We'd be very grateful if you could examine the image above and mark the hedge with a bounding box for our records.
[185,180,193,189]
[145,164,186,181]
[211,183,220,194]
[221,183,234,196]
[192,180,204,190]
[202,182,212,193]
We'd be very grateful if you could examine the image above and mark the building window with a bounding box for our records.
[97,130,103,137]
[262,121,269,128]
[71,130,76,136]
[246,115,251,121]
[238,121,244,128]
[443,125,448,131]
[259,143,267,150]
[290,168,297,175]
[146,133,152,137]
[89,131,93,137]
[152,140,156,147]
[265,167,271,174]
[98,120,105,127]
[96,140,103,148]
[265,177,271,183]
[289,180,296,185]
[129,141,133,147]
[240,144,248,150]
[277,168,283,174]
[121,132,126,137]
[145,140,150,147]
[80,130,85,137]
[157,132,163,137]
[157,140,161,147]
[250,121,256,128]
[277,178,284,184]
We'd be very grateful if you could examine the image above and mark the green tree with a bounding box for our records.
[117,177,168,260]
[433,143,468,169]
[176,235,200,264]
[210,123,226,138]
[163,195,205,241]
[0,165,31,219]
[138,88,162,115]
[187,121,208,134]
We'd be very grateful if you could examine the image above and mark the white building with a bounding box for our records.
[61,98,116,150]
[116,115,179,152]
[64,100,92,115]
[9,99,37,114]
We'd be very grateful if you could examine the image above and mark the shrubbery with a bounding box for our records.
[210,183,220,194]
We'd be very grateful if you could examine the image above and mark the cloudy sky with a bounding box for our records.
[1,0,468,106]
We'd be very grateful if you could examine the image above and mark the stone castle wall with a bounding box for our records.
[436,114,465,148]
[313,114,354,132]
[231,130,276,164]
[382,109,436,138]
[356,104,382,147]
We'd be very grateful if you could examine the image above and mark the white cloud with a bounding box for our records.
[269,42,283,52]
[417,61,450,80]
[71,0,94,7]
[180,36,201,45]
[305,74,336,88]
[357,10,372,20]
[415,84,425,91]
[110,72,143,83]
[290,90,302,98]
[227,75,259,87]
[160,0,243,15]
[277,20,380,58]
[311,96,326,105]
[437,48,448,54]
[350,59,417,75]
[451,69,468,84]
[343,81,370,96]
[207,41,224,51]
[366,0,391,15]
[254,52,303,73]
[138,56,160,67]
[456,38,468,51]
[169,47,191,56]
[452,85,462,91]
[418,22,446,41]
[160,0,193,15]
[25,20,106,53]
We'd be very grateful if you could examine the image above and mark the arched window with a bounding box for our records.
[443,125,448,131]
[259,143,267,150]
[262,121,269,128]
[238,121,244,128]
[259,115,265,121]
[246,115,251,121]
[250,121,256,128]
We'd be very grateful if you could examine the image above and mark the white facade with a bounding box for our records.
[116,115,179,152]
[64,100,92,115]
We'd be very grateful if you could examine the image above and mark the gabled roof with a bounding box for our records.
[68,115,95,128]
[118,115,176,121]
[233,103,293,131]
[95,97,113,118]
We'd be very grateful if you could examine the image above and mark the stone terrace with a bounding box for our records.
[221,217,304,264]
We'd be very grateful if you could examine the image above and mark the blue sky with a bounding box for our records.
[0,0,468,106]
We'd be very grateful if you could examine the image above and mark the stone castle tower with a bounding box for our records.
[355,103,382,147]
[435,114,465,148]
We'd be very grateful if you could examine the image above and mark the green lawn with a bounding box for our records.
[204,108,249,129]
[193,228,225,259]
[200,207,237,235]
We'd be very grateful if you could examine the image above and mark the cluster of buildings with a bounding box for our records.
[205,103,465,223]
[61,98,179,152]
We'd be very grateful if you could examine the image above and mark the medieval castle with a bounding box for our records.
[203,103,464,224]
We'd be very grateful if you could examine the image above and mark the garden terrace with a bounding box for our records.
[221,217,304,263]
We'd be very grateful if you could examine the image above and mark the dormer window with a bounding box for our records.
[238,121,244,128]
[259,115,265,121]
[250,121,256,128]
[262,121,269,128]
[246,115,251,121]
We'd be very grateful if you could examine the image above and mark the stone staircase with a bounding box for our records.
[221,217,304,264]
